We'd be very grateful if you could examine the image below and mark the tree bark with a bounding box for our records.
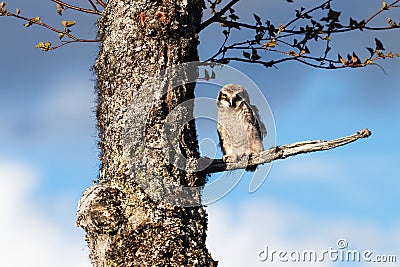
[77,1,217,266]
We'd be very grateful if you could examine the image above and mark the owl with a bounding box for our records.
[217,84,267,171]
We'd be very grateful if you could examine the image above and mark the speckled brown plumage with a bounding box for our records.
[217,84,266,172]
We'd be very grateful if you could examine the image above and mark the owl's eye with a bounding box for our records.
[221,94,228,99]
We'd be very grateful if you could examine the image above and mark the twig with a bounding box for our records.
[49,39,100,50]
[3,11,100,49]
[50,0,102,15]
[203,128,371,174]
[96,0,107,8]
[87,0,100,12]
[207,27,231,61]
[204,0,400,69]
[285,0,332,29]
[364,0,400,25]
[5,11,77,40]
[197,0,240,33]
[213,56,294,67]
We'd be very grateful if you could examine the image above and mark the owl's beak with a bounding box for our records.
[229,98,233,107]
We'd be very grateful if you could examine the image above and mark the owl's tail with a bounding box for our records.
[245,164,258,172]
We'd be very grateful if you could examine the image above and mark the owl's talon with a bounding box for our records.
[242,153,250,160]
[222,155,232,162]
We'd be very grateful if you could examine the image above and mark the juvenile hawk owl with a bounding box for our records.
[217,84,266,171]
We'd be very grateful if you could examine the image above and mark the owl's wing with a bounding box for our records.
[250,104,267,137]
[217,123,228,155]
[239,101,267,138]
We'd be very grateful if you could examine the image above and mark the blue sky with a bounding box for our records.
[0,1,399,266]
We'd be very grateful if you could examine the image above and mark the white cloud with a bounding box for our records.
[0,159,91,267]
[206,200,400,267]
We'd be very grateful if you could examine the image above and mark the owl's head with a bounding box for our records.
[217,84,250,110]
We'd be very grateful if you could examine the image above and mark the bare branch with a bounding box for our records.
[203,128,371,174]
[50,0,102,15]
[197,0,240,33]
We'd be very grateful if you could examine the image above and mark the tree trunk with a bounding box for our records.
[77,0,217,266]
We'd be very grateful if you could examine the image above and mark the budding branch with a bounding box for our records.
[204,128,371,174]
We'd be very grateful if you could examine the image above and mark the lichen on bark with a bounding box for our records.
[77,0,217,266]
